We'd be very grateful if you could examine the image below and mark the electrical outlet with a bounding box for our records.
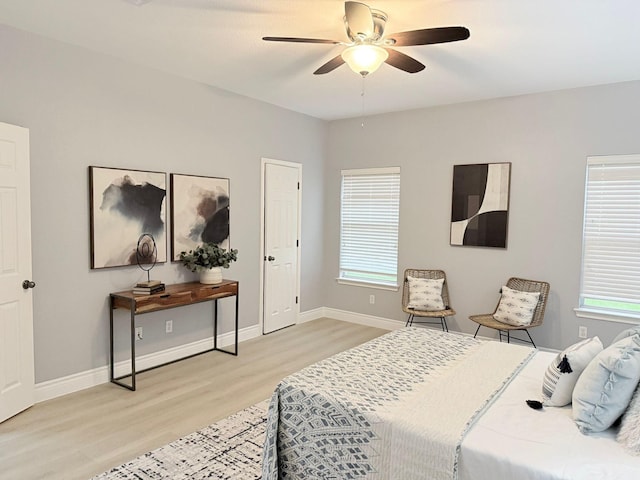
[578,326,588,339]
[166,320,173,334]
[369,295,375,304]
[135,327,143,340]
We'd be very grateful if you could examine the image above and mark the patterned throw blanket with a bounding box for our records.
[262,327,534,480]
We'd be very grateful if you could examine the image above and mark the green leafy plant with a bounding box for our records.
[179,243,238,272]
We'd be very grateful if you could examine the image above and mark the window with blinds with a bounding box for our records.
[579,155,640,319]
[339,167,400,288]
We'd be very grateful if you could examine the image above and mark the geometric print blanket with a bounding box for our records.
[262,327,534,480]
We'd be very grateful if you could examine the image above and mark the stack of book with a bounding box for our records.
[132,280,165,295]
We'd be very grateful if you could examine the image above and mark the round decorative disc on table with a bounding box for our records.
[136,233,157,282]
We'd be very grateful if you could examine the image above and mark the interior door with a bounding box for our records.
[263,161,300,334]
[0,122,35,423]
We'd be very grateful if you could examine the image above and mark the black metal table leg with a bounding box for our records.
[234,284,239,355]
[109,297,115,382]
[129,302,136,390]
[111,297,136,391]
[214,299,218,350]
[212,289,239,356]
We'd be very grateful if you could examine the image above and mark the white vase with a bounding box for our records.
[199,267,223,284]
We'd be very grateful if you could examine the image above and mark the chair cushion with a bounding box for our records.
[492,285,540,327]
[572,334,640,434]
[406,276,445,311]
[618,386,640,454]
[541,336,603,407]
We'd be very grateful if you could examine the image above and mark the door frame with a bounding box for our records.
[259,157,302,334]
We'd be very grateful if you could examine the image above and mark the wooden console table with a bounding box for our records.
[109,280,239,391]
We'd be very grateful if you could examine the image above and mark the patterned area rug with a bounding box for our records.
[92,401,268,480]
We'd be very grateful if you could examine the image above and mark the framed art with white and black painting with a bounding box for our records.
[450,162,511,248]
[89,166,167,269]
[170,173,230,261]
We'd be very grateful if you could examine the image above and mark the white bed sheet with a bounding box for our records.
[459,350,640,480]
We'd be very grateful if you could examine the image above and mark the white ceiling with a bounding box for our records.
[2,0,640,120]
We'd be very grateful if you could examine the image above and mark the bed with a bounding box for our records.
[262,327,640,480]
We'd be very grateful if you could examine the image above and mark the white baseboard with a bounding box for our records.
[35,324,260,403]
[299,306,404,331]
[35,365,109,403]
[324,308,405,330]
[297,307,325,324]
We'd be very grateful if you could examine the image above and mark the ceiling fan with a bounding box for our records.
[263,1,470,77]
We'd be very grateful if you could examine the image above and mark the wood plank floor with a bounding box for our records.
[0,318,387,480]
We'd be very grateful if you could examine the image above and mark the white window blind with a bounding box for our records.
[579,155,640,317]
[339,167,400,287]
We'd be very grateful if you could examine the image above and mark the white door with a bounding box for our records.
[0,122,35,423]
[262,161,301,334]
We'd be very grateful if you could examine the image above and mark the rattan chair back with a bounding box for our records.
[497,277,550,328]
[402,269,452,311]
[402,269,455,331]
[469,276,550,347]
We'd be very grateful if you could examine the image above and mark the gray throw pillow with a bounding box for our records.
[572,334,640,434]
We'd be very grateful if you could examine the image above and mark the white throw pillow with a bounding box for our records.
[406,276,445,311]
[572,334,640,434]
[492,285,540,327]
[618,386,640,454]
[541,336,603,407]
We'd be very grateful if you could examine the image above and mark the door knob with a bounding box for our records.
[267,256,275,262]
[22,280,36,289]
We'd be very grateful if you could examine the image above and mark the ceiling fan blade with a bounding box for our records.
[344,1,374,39]
[386,26,470,46]
[384,49,425,73]
[262,36,340,44]
[313,55,346,75]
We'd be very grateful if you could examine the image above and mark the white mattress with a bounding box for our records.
[458,350,640,480]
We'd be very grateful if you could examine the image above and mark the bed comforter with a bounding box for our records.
[262,327,534,480]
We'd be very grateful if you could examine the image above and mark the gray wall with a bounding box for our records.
[325,81,640,351]
[3,22,640,384]
[0,25,327,383]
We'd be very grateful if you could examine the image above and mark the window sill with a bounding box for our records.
[336,278,399,292]
[574,307,640,325]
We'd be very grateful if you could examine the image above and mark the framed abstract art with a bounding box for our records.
[450,162,511,248]
[89,166,167,269]
[170,173,230,261]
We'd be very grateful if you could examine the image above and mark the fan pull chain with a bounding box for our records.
[361,75,366,128]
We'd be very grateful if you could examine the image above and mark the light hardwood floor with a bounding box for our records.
[0,318,387,480]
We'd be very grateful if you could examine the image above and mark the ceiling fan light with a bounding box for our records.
[341,45,388,76]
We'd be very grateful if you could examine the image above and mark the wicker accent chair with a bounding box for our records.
[402,269,456,332]
[469,277,550,348]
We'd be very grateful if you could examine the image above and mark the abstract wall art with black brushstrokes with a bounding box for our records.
[170,173,230,260]
[450,162,511,248]
[89,166,167,269]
